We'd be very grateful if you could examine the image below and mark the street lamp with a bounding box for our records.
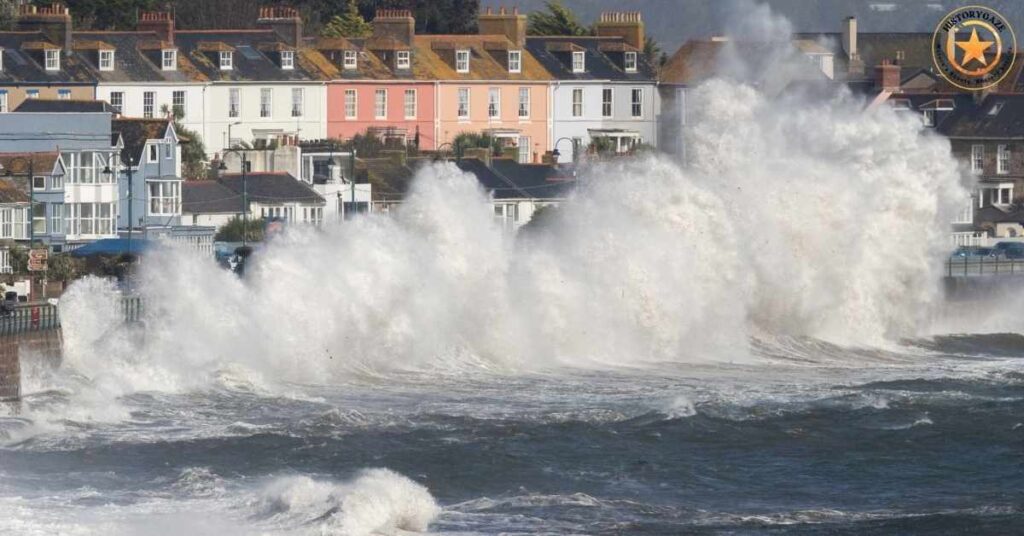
[434,142,456,162]
[552,137,579,164]
[217,149,251,260]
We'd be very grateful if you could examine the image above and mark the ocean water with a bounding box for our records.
[0,46,1011,534]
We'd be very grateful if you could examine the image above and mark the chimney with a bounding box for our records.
[17,3,72,51]
[372,9,415,47]
[874,59,900,92]
[137,11,174,45]
[842,16,865,76]
[594,11,644,51]
[257,6,303,50]
[478,6,527,48]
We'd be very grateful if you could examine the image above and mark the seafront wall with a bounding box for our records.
[0,330,62,403]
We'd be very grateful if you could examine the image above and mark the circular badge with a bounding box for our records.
[932,5,1016,91]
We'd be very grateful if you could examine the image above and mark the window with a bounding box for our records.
[143,91,154,118]
[457,87,469,119]
[58,89,71,100]
[922,109,935,127]
[396,50,410,69]
[374,89,387,119]
[172,90,186,117]
[260,88,272,118]
[508,50,521,73]
[572,88,583,117]
[45,49,59,71]
[26,89,39,99]
[998,144,1010,174]
[972,144,984,173]
[148,181,180,216]
[494,203,518,229]
[404,89,416,119]
[488,87,500,119]
[518,87,530,119]
[0,91,7,113]
[50,204,62,235]
[895,50,905,61]
[220,51,233,70]
[162,49,177,70]
[291,87,304,117]
[229,88,240,118]
[572,51,585,72]
[343,50,357,69]
[51,167,63,190]
[32,176,44,190]
[32,203,44,235]
[99,49,114,71]
[281,50,294,70]
[110,91,123,113]
[991,186,1013,206]
[631,88,643,117]
[344,89,356,119]
[0,50,4,72]
[624,51,637,72]
[456,49,470,73]
[602,88,613,117]
[148,144,158,163]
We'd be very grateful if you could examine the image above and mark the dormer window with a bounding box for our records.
[99,50,114,71]
[281,50,294,70]
[456,49,470,73]
[572,51,585,73]
[45,49,60,71]
[508,50,521,73]
[220,51,233,70]
[396,50,410,69]
[162,49,177,70]
[343,50,357,69]
[624,51,637,72]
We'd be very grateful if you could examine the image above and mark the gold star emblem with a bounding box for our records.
[955,28,994,67]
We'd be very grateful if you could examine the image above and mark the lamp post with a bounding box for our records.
[434,142,456,162]
[552,137,579,165]
[217,149,251,258]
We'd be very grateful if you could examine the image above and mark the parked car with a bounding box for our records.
[995,242,1024,259]
[951,246,999,259]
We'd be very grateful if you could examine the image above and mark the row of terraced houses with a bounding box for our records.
[0,4,657,165]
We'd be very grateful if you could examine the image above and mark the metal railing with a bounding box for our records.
[946,256,1024,277]
[0,295,144,337]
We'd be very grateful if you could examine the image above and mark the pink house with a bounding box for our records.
[326,81,436,150]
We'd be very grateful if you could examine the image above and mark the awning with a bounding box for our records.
[69,238,155,258]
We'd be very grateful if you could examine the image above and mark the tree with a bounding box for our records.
[644,35,667,68]
[527,1,590,36]
[161,104,207,180]
[321,0,372,38]
[215,216,264,242]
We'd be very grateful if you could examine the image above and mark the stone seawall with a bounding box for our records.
[0,330,63,403]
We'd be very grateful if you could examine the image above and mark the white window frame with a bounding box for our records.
[32,202,45,235]
[229,88,240,118]
[518,87,530,119]
[57,89,71,100]
[172,90,186,117]
[109,91,123,113]
[508,50,521,73]
[374,88,387,119]
[143,91,154,118]
[281,50,295,70]
[260,88,272,118]
[456,49,470,73]
[0,50,4,72]
[162,49,177,70]
[602,88,613,118]
[147,143,158,163]
[344,89,357,119]
[488,87,500,120]
[343,50,357,69]
[26,89,39,99]
[922,109,935,127]
[45,49,60,71]
[0,91,8,113]
[572,51,585,73]
[631,87,643,118]
[571,88,583,117]
[998,144,1010,175]
[291,87,304,117]
[624,51,637,72]
[99,49,114,71]
[457,87,470,119]
[220,51,233,70]
[404,89,416,119]
[972,144,984,174]
[50,204,62,235]
[148,181,180,216]
[396,50,411,69]
[32,175,45,191]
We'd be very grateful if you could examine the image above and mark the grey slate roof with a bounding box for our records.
[13,98,114,112]
[73,31,197,83]
[182,180,238,214]
[0,33,95,85]
[111,118,172,163]
[458,158,575,200]
[218,172,324,205]
[174,30,329,82]
[937,94,1024,140]
[525,36,656,82]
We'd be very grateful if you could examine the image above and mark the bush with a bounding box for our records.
[215,216,264,242]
